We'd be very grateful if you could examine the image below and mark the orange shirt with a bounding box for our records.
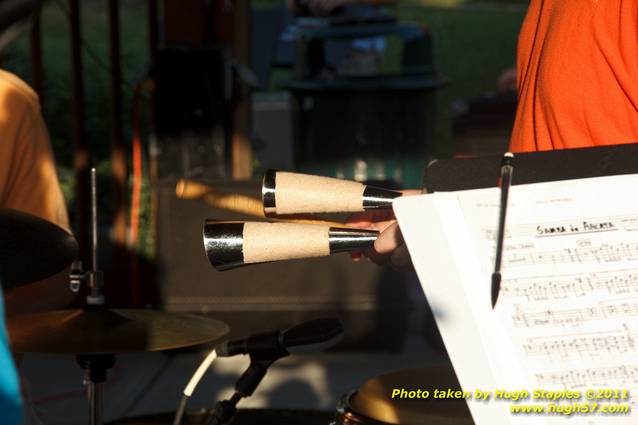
[0,70,69,232]
[510,0,638,152]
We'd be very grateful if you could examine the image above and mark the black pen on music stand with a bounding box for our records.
[492,152,514,309]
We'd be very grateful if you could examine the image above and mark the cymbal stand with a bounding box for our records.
[70,168,111,425]
[77,354,115,425]
[69,168,105,307]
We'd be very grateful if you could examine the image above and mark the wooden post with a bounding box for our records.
[108,0,127,251]
[69,0,89,264]
[231,0,253,179]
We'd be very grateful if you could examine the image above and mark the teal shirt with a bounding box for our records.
[0,289,22,425]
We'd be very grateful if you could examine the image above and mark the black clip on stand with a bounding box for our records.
[205,331,288,425]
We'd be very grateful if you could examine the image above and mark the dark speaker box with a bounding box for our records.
[155,180,413,350]
[154,48,231,181]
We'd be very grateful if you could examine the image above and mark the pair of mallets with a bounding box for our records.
[201,170,403,271]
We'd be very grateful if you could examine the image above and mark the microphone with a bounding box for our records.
[217,318,344,359]
[202,318,344,425]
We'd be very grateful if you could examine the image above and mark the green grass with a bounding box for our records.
[397,1,525,155]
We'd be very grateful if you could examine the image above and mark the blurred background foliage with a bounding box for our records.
[2,0,526,257]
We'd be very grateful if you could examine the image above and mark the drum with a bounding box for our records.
[333,367,473,425]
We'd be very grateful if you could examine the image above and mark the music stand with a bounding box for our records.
[424,143,638,192]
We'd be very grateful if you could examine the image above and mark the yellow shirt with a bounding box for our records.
[0,70,69,231]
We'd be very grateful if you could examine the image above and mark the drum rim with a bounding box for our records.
[335,390,393,425]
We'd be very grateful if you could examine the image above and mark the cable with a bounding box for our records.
[173,349,218,425]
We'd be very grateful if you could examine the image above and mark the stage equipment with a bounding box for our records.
[203,221,378,271]
[0,208,78,288]
[261,169,403,216]
[217,317,343,357]
[202,319,343,425]
[7,169,229,425]
[333,366,472,425]
[7,309,228,354]
[173,318,343,425]
[154,48,231,181]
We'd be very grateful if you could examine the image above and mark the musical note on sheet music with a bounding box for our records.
[503,242,638,268]
[501,270,638,301]
[396,174,638,423]
[522,325,636,359]
[512,300,638,328]
[536,365,638,388]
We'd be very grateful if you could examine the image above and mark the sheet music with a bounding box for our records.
[394,174,638,425]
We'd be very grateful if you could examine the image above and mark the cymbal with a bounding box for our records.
[0,208,78,289]
[7,309,229,354]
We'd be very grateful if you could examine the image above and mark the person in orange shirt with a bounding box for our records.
[355,0,638,267]
[0,7,76,423]
[0,68,76,316]
[511,0,638,152]
[0,67,76,425]
[0,70,69,231]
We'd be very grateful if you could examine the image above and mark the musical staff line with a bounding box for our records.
[513,300,638,328]
[536,365,638,388]
[523,326,636,359]
[502,269,638,301]
[504,243,638,268]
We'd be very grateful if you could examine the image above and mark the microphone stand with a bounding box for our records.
[201,318,343,425]
[204,358,276,425]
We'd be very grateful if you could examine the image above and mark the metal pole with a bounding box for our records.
[88,168,105,306]
[86,380,103,425]
[91,168,98,271]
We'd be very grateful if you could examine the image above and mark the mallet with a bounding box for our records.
[203,221,378,271]
[262,170,403,216]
